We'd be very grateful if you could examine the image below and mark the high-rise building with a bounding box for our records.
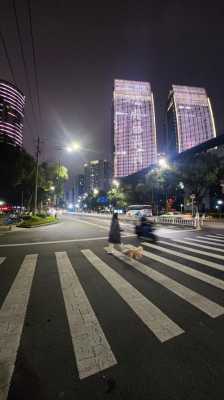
[167,85,216,155]
[113,79,157,178]
[84,160,112,193]
[74,174,85,197]
[0,80,25,147]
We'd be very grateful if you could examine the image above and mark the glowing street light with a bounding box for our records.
[66,142,81,152]
[217,200,223,205]
[0,200,5,206]
[93,188,99,195]
[50,186,55,191]
[158,158,169,169]
[113,179,120,188]
[72,142,81,151]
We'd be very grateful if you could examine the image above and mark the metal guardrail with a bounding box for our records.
[72,212,224,229]
[154,216,196,227]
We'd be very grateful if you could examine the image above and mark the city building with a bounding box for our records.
[113,79,157,178]
[84,160,112,193]
[74,174,85,197]
[0,80,25,147]
[167,85,216,155]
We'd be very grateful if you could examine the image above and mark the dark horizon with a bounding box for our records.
[1,1,224,172]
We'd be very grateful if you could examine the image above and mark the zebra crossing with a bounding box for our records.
[0,233,224,398]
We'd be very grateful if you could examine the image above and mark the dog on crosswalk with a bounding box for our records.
[122,245,143,260]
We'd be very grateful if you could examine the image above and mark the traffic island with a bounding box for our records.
[17,216,59,228]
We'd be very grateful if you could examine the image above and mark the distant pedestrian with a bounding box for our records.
[108,213,122,253]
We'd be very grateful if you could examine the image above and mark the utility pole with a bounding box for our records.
[34,136,40,214]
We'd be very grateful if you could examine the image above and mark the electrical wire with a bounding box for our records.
[12,0,37,125]
[0,27,17,83]
[0,22,36,144]
[26,0,41,123]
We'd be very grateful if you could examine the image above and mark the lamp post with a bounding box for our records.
[217,200,223,218]
[190,194,195,217]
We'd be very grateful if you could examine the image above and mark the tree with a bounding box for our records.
[176,152,222,210]
[107,187,128,209]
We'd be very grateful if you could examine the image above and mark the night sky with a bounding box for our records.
[1,1,224,172]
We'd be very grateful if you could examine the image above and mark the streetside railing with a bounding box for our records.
[153,216,197,227]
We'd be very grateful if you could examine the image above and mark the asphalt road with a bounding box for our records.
[0,213,224,400]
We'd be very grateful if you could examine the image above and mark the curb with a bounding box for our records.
[16,221,59,229]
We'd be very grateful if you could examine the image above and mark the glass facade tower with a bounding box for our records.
[167,85,216,155]
[0,80,25,147]
[113,79,157,178]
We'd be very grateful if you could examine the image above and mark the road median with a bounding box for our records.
[17,216,59,228]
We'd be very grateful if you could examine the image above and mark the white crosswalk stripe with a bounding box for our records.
[0,257,5,266]
[1,234,224,395]
[0,254,38,400]
[205,235,224,240]
[142,242,224,272]
[207,234,224,239]
[184,237,224,247]
[82,249,184,343]
[197,236,224,243]
[158,240,224,261]
[55,251,117,380]
[137,244,224,289]
[110,248,224,318]
[176,239,224,253]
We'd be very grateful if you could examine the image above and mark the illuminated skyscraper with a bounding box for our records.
[0,80,25,147]
[113,79,157,178]
[167,85,216,155]
[84,160,112,193]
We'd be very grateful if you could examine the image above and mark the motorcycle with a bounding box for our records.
[135,221,158,242]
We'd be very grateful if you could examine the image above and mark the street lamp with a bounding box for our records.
[112,179,120,188]
[158,158,169,169]
[217,200,223,205]
[50,186,55,191]
[93,188,99,195]
[180,203,184,213]
[190,194,195,217]
[66,142,81,152]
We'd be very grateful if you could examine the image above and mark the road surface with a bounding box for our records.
[0,213,224,400]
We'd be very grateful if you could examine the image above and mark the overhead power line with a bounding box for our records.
[27,0,41,123]
[0,27,17,83]
[0,22,36,143]
[12,0,37,125]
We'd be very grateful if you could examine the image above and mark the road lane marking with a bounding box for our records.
[0,254,37,400]
[175,239,224,254]
[206,234,224,239]
[158,240,224,261]
[112,247,224,318]
[0,257,5,265]
[142,242,224,272]
[82,249,184,343]
[197,236,224,243]
[55,251,117,380]
[140,244,224,290]
[184,237,224,247]
[0,234,135,248]
[205,235,224,240]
